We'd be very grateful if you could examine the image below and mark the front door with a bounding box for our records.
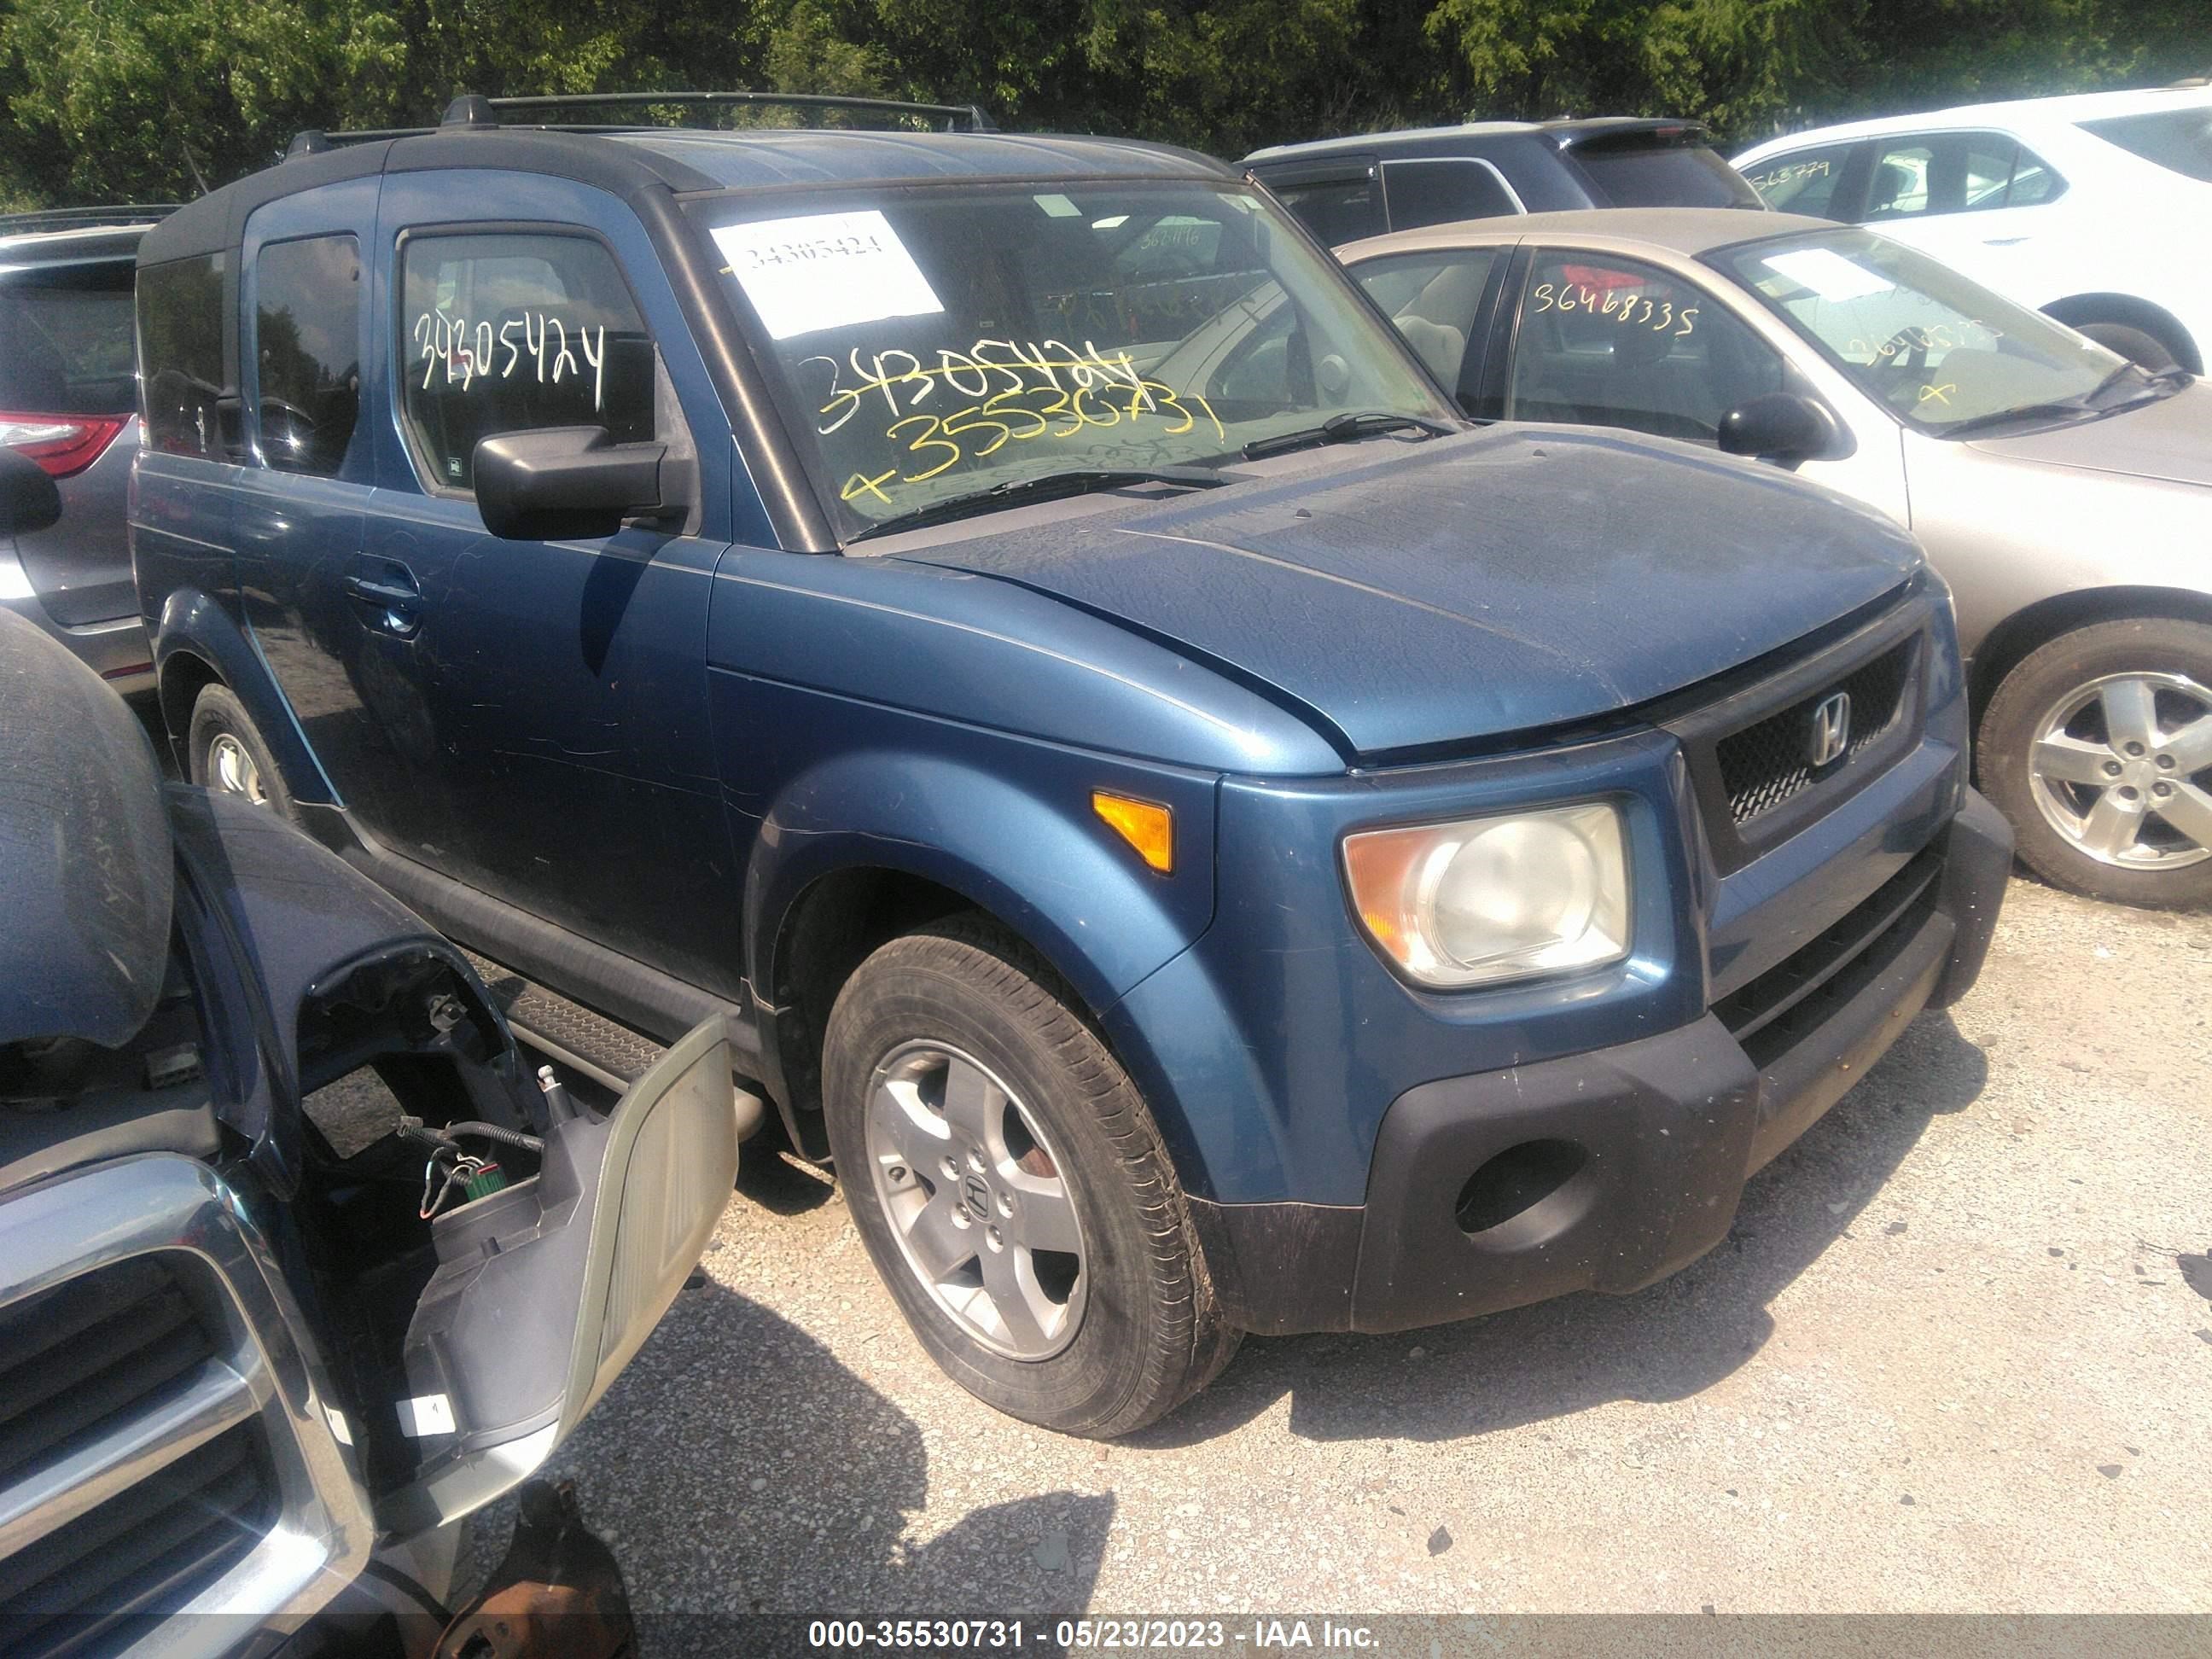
[346,175,745,996]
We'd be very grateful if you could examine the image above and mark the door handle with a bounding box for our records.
[345,561,422,636]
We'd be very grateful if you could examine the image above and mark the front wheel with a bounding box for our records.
[1978,617,2212,907]
[822,917,1238,1437]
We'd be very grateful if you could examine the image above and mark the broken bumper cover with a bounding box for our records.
[1196,790,2012,1336]
[383,1016,741,1534]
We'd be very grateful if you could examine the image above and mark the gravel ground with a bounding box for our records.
[490,876,2212,1617]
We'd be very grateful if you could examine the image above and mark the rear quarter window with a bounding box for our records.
[1262,172,1385,246]
[137,253,229,457]
[0,262,137,416]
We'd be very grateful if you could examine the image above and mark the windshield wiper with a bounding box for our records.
[1241,410,1456,461]
[1936,362,2169,439]
[846,465,1228,543]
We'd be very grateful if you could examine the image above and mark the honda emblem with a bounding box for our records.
[1807,691,1853,768]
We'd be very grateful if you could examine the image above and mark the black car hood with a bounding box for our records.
[885,425,1924,758]
[0,610,173,1048]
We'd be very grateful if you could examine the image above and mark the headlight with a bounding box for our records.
[1342,801,1631,988]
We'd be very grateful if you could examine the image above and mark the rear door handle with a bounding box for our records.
[345,560,422,636]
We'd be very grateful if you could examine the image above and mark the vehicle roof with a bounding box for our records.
[1245,116,1709,166]
[614,127,1230,189]
[0,222,150,268]
[140,125,1233,265]
[1736,81,2212,154]
[1337,205,1834,263]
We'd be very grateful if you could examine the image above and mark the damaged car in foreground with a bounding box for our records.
[0,451,736,1656]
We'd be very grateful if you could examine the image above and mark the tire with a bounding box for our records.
[2074,322,2180,374]
[186,683,296,818]
[822,915,1239,1437]
[1978,617,2212,908]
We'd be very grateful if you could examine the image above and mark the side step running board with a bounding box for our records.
[462,950,672,1090]
[462,950,766,1140]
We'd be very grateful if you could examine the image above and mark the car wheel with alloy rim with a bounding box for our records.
[822,915,1238,1437]
[1979,617,2212,907]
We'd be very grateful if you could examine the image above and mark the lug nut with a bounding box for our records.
[2119,786,2140,800]
[2103,760,2123,777]
[952,1206,971,1229]
[967,1147,986,1173]
[986,1225,1004,1251]
[2157,754,2176,770]
[941,1155,959,1179]
[997,1190,1015,1217]
[888,1165,907,1184]
[2125,741,2146,757]
[2154,782,2174,798]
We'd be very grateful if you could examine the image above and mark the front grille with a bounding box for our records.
[0,1255,279,1658]
[1716,638,1913,824]
[1714,841,1944,1069]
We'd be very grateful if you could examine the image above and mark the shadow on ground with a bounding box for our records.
[1132,1009,1989,1450]
[499,1276,1111,1631]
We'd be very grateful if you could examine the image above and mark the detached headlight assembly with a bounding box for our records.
[1342,801,1631,989]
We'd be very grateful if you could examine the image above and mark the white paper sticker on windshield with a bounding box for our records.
[1763,247,1895,303]
[1033,193,1081,218]
[712,211,945,341]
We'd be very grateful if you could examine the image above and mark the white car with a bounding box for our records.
[1733,84,2212,375]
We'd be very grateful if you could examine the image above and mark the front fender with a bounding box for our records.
[154,587,336,806]
[737,710,1220,1019]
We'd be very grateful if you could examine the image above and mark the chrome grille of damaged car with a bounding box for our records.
[0,1157,373,1658]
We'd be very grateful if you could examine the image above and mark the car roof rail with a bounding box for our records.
[286,88,995,160]
[0,203,183,235]
[454,90,995,132]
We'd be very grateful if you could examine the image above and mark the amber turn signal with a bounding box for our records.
[1092,792,1173,873]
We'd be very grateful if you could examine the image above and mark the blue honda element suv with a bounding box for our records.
[132,93,2011,1436]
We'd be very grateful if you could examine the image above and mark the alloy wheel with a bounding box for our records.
[864,1039,1088,1360]
[2029,671,2212,870]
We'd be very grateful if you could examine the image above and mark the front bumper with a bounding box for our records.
[1193,789,2011,1336]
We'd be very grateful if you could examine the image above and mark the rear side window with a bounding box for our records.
[1866,131,2064,220]
[2080,108,2212,183]
[1742,145,1854,218]
[137,253,229,457]
[398,232,655,493]
[1382,159,1519,230]
[1263,172,1385,246]
[253,235,362,478]
[0,263,137,416]
[1569,137,1763,208]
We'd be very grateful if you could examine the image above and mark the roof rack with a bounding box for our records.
[0,203,183,235]
[287,88,992,157]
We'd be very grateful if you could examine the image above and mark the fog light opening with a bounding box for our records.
[1454,1139,1588,1237]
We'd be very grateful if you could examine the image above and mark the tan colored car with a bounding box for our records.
[1336,207,2212,908]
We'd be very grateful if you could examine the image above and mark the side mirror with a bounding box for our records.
[473,427,672,542]
[1718,393,1839,466]
[0,450,62,538]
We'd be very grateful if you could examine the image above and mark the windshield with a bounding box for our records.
[692,180,1452,537]
[1713,228,2142,433]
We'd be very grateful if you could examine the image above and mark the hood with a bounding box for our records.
[1966,381,2212,490]
[0,610,173,1049]
[886,426,1923,758]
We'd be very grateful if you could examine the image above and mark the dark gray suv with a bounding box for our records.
[0,207,173,695]
[1245,118,1765,247]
